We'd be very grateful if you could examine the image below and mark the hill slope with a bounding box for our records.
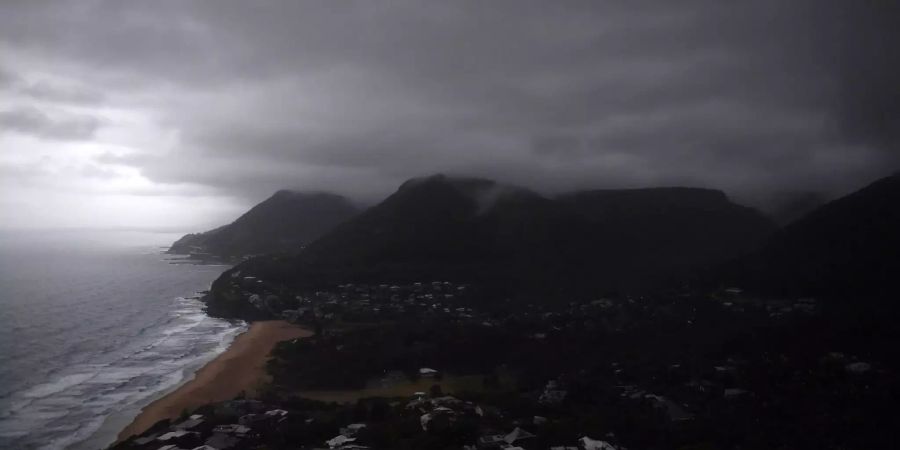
[738,173,900,299]
[209,175,775,314]
[169,190,359,258]
[557,187,775,277]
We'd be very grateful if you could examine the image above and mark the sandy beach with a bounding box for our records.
[117,320,312,440]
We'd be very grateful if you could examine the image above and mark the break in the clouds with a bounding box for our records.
[0,0,897,229]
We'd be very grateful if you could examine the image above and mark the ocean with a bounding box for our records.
[0,230,246,450]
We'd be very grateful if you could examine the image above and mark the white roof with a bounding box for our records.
[845,361,872,374]
[326,435,356,448]
[158,430,192,440]
[579,436,617,450]
[724,388,748,397]
[212,424,250,434]
[504,427,535,444]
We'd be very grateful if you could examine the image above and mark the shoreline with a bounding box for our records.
[116,320,312,441]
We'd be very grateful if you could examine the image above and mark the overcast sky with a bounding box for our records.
[1,0,897,231]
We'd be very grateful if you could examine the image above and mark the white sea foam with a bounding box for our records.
[0,294,245,450]
[20,373,97,399]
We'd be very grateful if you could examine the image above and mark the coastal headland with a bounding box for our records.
[117,320,312,440]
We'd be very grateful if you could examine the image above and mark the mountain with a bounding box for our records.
[220,175,579,297]
[208,175,775,315]
[737,173,900,300]
[556,187,775,276]
[169,190,359,258]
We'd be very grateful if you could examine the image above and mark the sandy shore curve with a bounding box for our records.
[117,320,311,440]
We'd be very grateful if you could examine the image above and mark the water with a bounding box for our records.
[0,230,246,449]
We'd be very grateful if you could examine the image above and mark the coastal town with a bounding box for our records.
[112,275,895,450]
[114,394,622,450]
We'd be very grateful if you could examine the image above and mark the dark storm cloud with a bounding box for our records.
[827,1,900,150]
[1,0,897,207]
[0,107,102,141]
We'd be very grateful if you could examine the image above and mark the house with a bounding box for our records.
[723,388,749,399]
[540,387,568,405]
[503,427,536,445]
[240,410,287,428]
[212,424,250,436]
[476,434,507,448]
[156,430,201,448]
[645,395,693,422]
[579,436,617,450]
[405,397,428,411]
[265,408,289,420]
[477,427,536,448]
[326,434,357,448]
[339,423,367,437]
[845,361,872,374]
[432,395,462,407]
[173,416,206,431]
[131,433,158,446]
[157,430,189,441]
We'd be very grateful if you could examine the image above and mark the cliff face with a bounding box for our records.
[169,191,359,258]
[206,175,777,317]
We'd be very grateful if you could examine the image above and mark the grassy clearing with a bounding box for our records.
[292,371,517,403]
